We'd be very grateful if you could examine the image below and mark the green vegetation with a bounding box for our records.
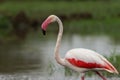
[3,0,120,1]
[0,1,120,18]
[0,1,120,41]
[64,18,120,42]
[108,54,120,75]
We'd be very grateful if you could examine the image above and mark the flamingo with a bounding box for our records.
[41,15,119,80]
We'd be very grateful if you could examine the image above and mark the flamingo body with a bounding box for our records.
[64,48,117,73]
[41,15,118,80]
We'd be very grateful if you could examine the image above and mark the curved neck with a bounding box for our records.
[54,17,65,66]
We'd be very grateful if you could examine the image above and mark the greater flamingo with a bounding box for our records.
[41,15,119,80]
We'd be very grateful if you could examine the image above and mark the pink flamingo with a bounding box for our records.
[41,15,119,80]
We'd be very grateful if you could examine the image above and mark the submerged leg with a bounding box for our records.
[95,71,107,80]
[81,73,85,80]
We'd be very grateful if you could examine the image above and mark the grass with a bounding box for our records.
[0,1,120,41]
[64,18,120,35]
[0,1,120,18]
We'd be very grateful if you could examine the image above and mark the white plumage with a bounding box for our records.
[65,48,105,64]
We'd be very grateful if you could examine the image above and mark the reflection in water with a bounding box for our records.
[0,33,119,79]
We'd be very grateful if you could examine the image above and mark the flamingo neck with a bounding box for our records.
[54,17,65,66]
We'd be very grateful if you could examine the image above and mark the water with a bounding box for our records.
[0,33,120,80]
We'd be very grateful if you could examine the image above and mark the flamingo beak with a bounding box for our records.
[42,29,46,35]
[41,17,52,36]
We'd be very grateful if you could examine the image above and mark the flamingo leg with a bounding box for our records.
[81,73,85,80]
[95,71,107,80]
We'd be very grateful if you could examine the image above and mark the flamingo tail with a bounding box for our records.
[99,55,119,74]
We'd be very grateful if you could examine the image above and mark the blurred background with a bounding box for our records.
[0,0,120,80]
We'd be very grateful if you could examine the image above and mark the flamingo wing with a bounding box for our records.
[67,57,104,68]
[65,48,118,74]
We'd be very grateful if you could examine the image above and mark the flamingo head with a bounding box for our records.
[41,15,57,35]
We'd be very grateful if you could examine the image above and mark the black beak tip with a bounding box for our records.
[42,29,46,35]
